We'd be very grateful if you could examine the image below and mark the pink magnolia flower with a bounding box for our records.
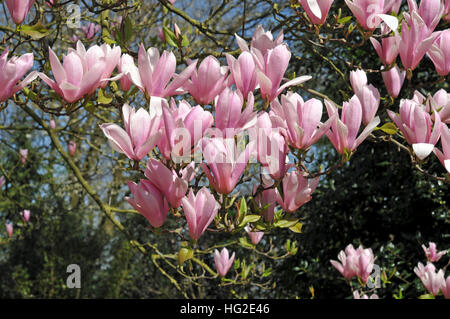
[160,98,213,159]
[422,242,447,262]
[445,0,450,22]
[126,179,169,228]
[100,104,162,161]
[46,0,54,7]
[442,276,450,299]
[49,119,56,129]
[433,123,450,173]
[427,30,450,77]
[414,262,445,296]
[349,70,380,125]
[387,99,441,160]
[255,113,289,180]
[277,170,320,212]
[181,187,220,241]
[344,0,385,30]
[5,0,35,24]
[300,0,334,25]
[381,65,406,98]
[428,89,450,123]
[0,48,37,102]
[245,225,264,245]
[68,141,76,157]
[271,92,335,149]
[145,159,188,208]
[235,25,284,55]
[253,43,311,102]
[5,222,13,238]
[21,210,30,223]
[200,137,255,195]
[349,69,367,94]
[407,0,444,33]
[39,41,121,103]
[226,51,258,98]
[19,149,28,164]
[81,23,101,40]
[353,291,379,299]
[214,248,235,277]
[325,96,381,155]
[253,187,278,222]
[330,244,375,283]
[132,45,197,98]
[118,54,138,91]
[214,89,257,135]
[399,11,439,71]
[184,56,228,105]
[369,35,400,65]
[384,0,402,14]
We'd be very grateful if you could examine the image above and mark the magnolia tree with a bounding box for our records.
[0,0,449,299]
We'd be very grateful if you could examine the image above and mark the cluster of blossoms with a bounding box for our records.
[414,242,449,298]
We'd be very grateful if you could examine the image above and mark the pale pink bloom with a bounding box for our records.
[381,65,406,98]
[0,48,37,102]
[49,119,56,129]
[356,84,380,126]
[331,244,375,283]
[46,0,54,7]
[325,96,381,155]
[100,104,162,161]
[118,54,138,91]
[384,0,402,14]
[407,0,444,32]
[353,291,379,299]
[428,89,450,123]
[126,179,169,228]
[344,0,385,30]
[21,210,30,223]
[245,225,264,245]
[399,11,439,71]
[255,113,289,180]
[370,35,400,65]
[160,98,213,159]
[277,170,319,212]
[214,248,235,277]
[5,222,13,238]
[68,141,76,157]
[132,45,197,98]
[181,187,220,241]
[184,56,228,105]
[0,176,5,188]
[253,43,311,102]
[427,30,450,77]
[270,92,335,149]
[300,0,334,25]
[235,25,284,56]
[5,0,35,24]
[39,41,121,103]
[158,27,166,42]
[253,187,278,222]
[433,123,450,173]
[19,149,28,164]
[387,99,441,160]
[349,69,368,94]
[214,89,257,135]
[145,159,188,208]
[414,262,445,296]
[422,242,447,262]
[200,137,255,195]
[168,0,176,4]
[81,23,101,40]
[442,276,450,299]
[226,51,258,98]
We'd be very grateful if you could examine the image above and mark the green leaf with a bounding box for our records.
[238,214,261,228]
[338,16,352,24]
[418,294,435,299]
[20,22,51,40]
[178,247,193,266]
[378,122,398,135]
[289,222,303,233]
[163,26,178,47]
[181,35,190,47]
[98,88,113,104]
[238,237,253,248]
[238,197,247,224]
[274,218,299,228]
